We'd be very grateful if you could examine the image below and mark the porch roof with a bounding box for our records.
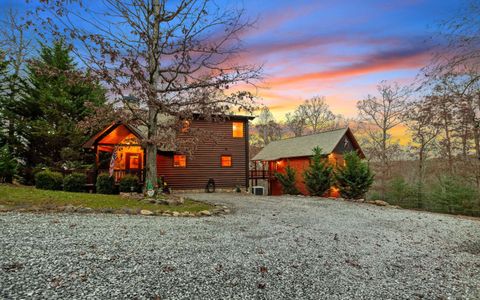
[82,121,146,149]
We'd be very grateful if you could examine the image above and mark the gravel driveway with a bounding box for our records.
[1,193,480,299]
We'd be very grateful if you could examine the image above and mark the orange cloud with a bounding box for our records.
[266,47,431,87]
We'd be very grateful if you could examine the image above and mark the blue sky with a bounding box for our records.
[1,0,464,118]
[223,0,462,118]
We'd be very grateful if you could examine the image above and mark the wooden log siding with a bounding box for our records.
[156,118,249,190]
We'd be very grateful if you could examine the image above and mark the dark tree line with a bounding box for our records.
[0,34,106,183]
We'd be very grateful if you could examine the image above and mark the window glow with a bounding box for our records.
[221,155,232,167]
[173,155,187,167]
[232,122,244,138]
[181,120,190,133]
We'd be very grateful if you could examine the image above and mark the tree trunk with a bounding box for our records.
[145,107,158,190]
[5,117,15,183]
[381,127,388,200]
[417,145,424,209]
[144,0,161,191]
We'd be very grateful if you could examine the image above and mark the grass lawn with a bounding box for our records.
[0,184,215,215]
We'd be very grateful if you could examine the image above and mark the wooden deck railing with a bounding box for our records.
[249,169,272,179]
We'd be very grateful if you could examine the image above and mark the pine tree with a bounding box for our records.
[0,52,25,183]
[21,40,106,172]
[0,144,17,183]
[303,147,334,196]
[335,151,374,199]
[0,51,9,147]
[275,164,300,195]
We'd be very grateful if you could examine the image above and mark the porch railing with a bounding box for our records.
[97,169,144,183]
[249,169,272,179]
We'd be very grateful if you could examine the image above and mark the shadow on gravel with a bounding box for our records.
[458,240,480,255]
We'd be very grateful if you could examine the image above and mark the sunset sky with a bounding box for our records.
[2,0,462,122]
[222,0,461,120]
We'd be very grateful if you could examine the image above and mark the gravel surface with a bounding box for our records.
[1,193,480,299]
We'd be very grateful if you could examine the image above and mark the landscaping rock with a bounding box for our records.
[61,205,77,213]
[76,207,93,213]
[199,210,212,216]
[374,200,389,206]
[122,208,136,215]
[140,209,154,216]
[172,211,180,217]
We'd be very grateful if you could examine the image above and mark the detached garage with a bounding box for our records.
[250,127,365,196]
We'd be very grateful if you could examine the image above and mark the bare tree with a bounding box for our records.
[424,82,458,173]
[0,9,32,183]
[285,108,306,137]
[357,80,408,198]
[31,0,262,188]
[404,100,439,206]
[298,96,335,133]
[254,106,281,146]
[425,1,480,95]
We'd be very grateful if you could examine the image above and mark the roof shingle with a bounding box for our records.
[252,127,350,161]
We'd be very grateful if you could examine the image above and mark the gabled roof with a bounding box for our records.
[252,127,364,161]
[82,121,145,149]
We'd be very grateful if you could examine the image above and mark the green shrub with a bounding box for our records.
[367,190,382,201]
[63,173,87,192]
[303,147,334,196]
[119,174,139,192]
[428,176,479,215]
[35,170,63,190]
[275,164,300,195]
[96,173,116,194]
[386,176,418,208]
[0,145,17,183]
[335,151,374,199]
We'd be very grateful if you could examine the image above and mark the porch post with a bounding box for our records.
[93,144,99,191]
[142,147,147,187]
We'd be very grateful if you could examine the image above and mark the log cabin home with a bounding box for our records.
[82,115,254,191]
[250,127,364,196]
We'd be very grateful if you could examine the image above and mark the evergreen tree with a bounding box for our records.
[275,164,300,195]
[0,51,9,147]
[303,147,334,196]
[0,144,17,183]
[0,52,26,183]
[335,151,374,199]
[21,40,106,175]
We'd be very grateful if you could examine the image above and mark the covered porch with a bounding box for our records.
[83,122,146,186]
